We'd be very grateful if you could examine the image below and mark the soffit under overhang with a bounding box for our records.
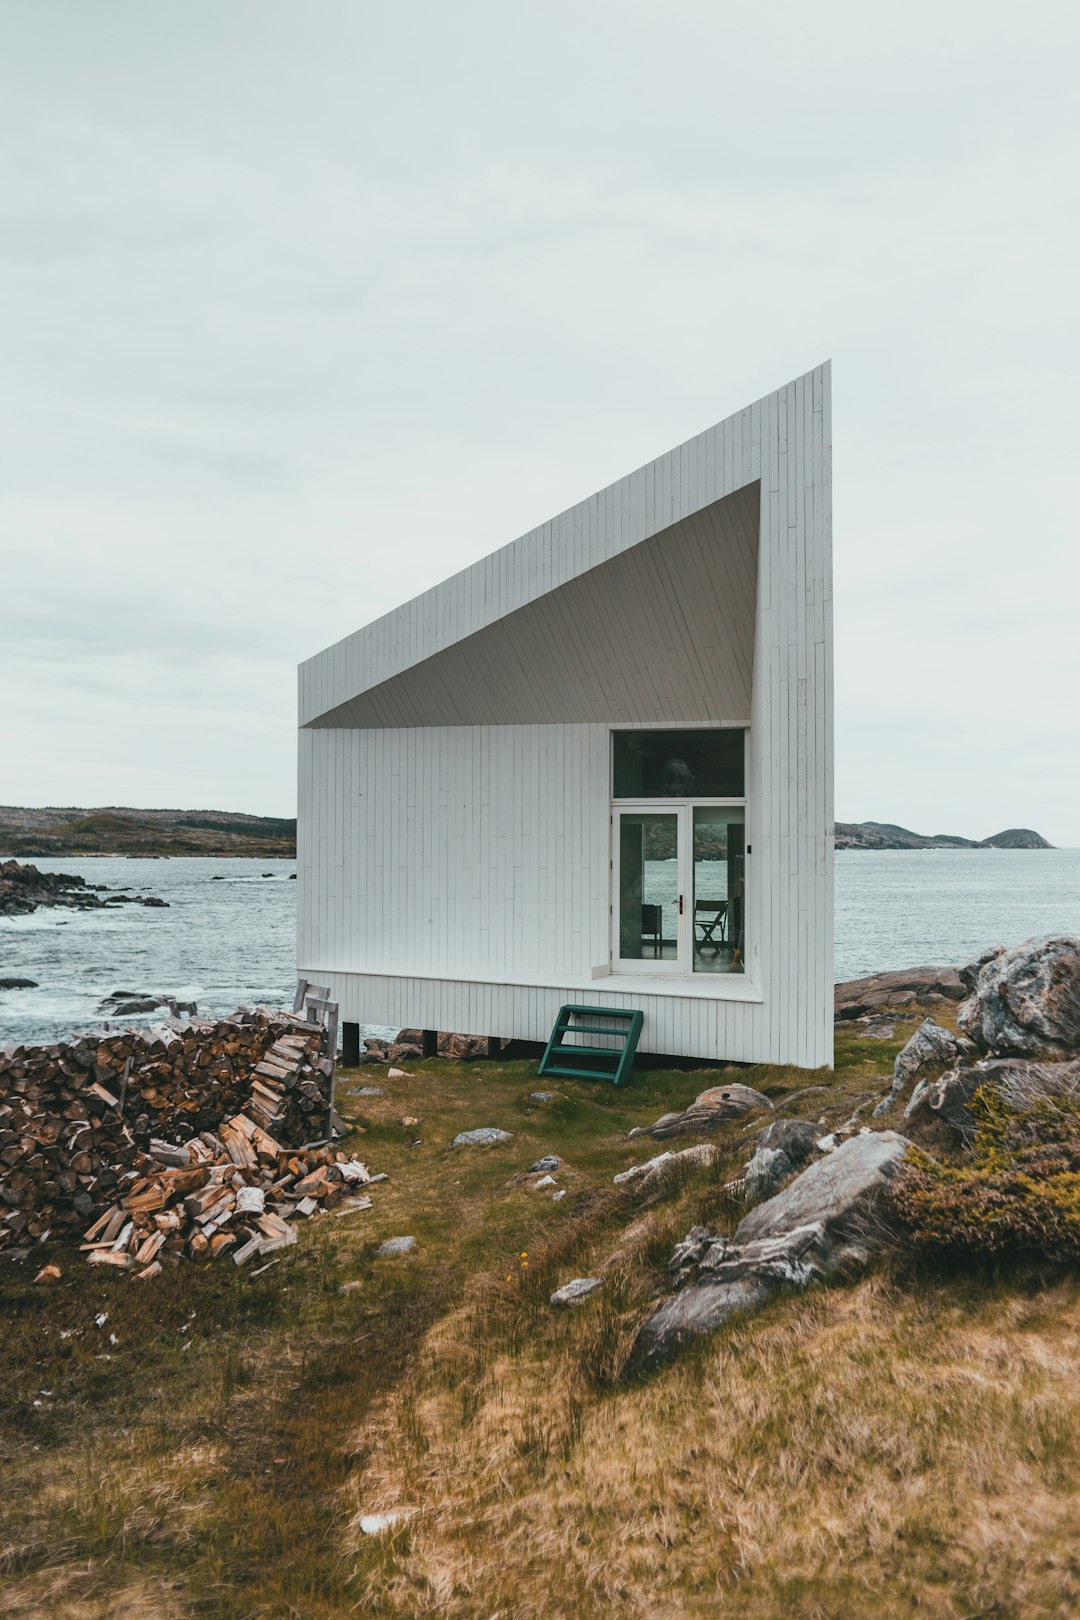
[306,480,759,729]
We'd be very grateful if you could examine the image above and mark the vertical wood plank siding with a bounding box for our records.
[297,364,832,1067]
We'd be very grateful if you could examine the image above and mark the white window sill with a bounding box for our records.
[305,964,764,1005]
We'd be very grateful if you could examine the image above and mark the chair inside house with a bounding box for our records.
[694,898,727,952]
[640,902,664,957]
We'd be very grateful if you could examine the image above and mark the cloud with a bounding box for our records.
[0,0,1077,834]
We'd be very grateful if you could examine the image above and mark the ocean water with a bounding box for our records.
[834,847,1080,981]
[2,849,1079,1046]
[0,857,302,1047]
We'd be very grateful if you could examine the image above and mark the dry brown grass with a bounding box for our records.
[343,1275,1080,1619]
[3,1037,1078,1618]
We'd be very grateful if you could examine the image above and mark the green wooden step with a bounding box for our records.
[538,1004,643,1088]
[547,1042,622,1061]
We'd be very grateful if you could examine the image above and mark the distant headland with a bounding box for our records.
[836,821,1053,852]
[0,806,297,859]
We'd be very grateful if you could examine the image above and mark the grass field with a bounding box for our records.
[3,1022,1080,1619]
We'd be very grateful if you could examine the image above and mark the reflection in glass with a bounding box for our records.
[613,729,744,798]
[618,813,679,963]
[692,806,745,975]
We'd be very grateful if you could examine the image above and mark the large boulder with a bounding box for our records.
[629,1131,910,1371]
[957,936,1080,1057]
[630,1083,772,1141]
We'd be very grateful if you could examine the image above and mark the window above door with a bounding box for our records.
[612,729,744,800]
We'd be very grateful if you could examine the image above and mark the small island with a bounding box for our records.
[836,821,1053,852]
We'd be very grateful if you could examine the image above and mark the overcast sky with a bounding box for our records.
[2,1,1078,842]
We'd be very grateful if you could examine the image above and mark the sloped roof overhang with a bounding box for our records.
[302,479,759,730]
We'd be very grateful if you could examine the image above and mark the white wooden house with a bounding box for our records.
[298,363,833,1068]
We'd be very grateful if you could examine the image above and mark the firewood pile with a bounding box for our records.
[0,1008,375,1273]
[82,1133,376,1277]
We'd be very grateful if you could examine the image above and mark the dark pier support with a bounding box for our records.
[342,1021,361,1067]
[422,1029,439,1059]
[486,1037,501,1060]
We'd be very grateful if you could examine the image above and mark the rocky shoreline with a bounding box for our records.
[833,962,965,1019]
[0,858,168,919]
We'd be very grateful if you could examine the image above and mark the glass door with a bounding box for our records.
[611,803,747,977]
[691,805,745,975]
[613,809,685,972]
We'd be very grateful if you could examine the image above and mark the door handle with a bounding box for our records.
[678,894,684,916]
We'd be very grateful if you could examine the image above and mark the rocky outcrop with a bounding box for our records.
[743,1117,819,1198]
[893,1018,966,1084]
[629,1131,910,1371]
[0,860,166,916]
[630,1083,772,1141]
[873,1017,972,1117]
[98,992,169,1016]
[0,860,100,916]
[834,966,965,1021]
[903,1066,986,1139]
[906,1055,1080,1142]
[957,936,1080,1057]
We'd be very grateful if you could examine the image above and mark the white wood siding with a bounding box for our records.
[298,724,610,983]
[298,363,832,1068]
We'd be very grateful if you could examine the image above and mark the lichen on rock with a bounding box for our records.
[957,935,1080,1057]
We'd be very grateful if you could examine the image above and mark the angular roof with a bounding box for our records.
[299,373,816,730]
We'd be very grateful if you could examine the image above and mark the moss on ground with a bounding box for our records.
[3,1030,1077,1618]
